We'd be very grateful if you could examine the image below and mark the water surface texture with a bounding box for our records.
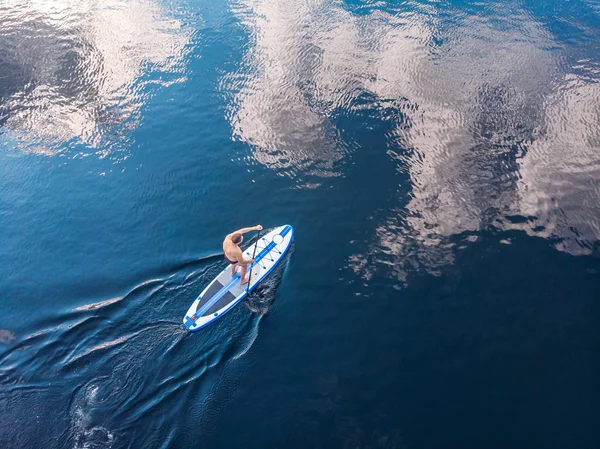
[1,0,598,448]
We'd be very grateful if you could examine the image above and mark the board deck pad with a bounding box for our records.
[184,225,294,331]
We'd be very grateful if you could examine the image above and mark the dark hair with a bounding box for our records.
[232,233,242,244]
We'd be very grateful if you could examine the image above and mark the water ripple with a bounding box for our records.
[0,247,286,448]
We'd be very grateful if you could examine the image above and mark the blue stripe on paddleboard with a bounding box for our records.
[191,239,278,321]
[280,225,292,237]
[194,273,242,318]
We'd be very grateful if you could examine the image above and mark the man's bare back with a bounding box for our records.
[223,224,262,284]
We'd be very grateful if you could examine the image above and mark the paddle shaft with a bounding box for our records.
[246,229,263,293]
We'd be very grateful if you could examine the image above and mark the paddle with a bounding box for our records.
[246,227,263,294]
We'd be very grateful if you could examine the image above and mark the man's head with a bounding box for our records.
[231,233,243,245]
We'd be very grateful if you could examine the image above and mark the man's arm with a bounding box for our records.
[228,225,262,238]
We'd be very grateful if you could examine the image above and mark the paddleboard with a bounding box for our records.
[183,225,294,332]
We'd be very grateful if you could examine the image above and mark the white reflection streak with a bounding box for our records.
[227,0,364,183]
[1,0,189,155]
[515,74,600,255]
[363,7,564,280]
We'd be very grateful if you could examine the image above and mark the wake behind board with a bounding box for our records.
[183,225,294,332]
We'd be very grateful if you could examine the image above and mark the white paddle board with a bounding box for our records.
[183,225,294,332]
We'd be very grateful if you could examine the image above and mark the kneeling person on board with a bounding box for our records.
[223,225,263,284]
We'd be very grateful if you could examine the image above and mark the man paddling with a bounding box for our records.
[223,225,263,284]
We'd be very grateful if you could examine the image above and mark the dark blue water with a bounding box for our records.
[1,0,599,447]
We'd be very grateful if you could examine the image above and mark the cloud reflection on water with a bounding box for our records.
[224,0,357,185]
[0,0,190,158]
[514,70,600,254]
[227,0,600,280]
